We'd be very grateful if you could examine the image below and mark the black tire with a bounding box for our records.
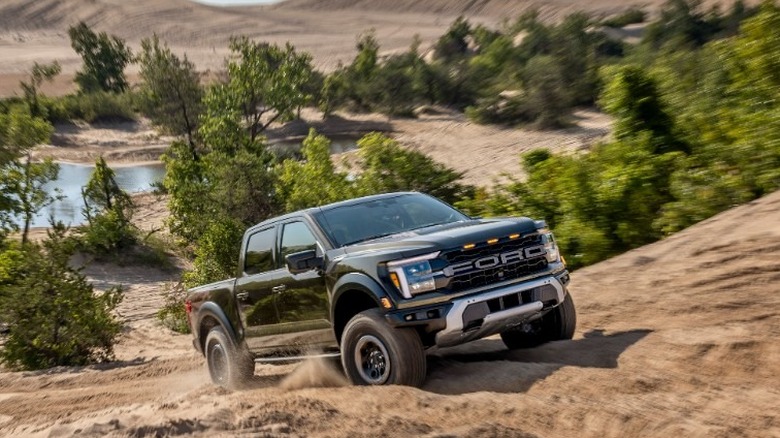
[500,292,577,349]
[341,309,426,387]
[204,326,255,389]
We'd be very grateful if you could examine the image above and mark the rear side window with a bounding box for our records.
[280,221,318,263]
[244,228,275,275]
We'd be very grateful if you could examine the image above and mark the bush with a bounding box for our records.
[156,282,190,334]
[0,225,123,370]
[79,157,136,255]
[79,207,136,254]
[57,92,136,123]
[602,8,647,28]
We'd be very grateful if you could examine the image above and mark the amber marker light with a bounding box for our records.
[380,297,393,309]
[463,243,476,250]
[509,233,520,239]
[389,272,401,289]
[487,238,499,244]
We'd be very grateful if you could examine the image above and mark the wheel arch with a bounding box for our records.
[196,302,240,353]
[331,273,391,344]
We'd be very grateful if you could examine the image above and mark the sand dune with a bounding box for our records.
[0,0,751,96]
[1,189,778,437]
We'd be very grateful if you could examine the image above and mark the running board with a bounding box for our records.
[254,352,340,363]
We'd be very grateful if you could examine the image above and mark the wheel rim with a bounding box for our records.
[354,334,391,384]
[208,342,229,384]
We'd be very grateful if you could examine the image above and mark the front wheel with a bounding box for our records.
[501,292,577,349]
[341,309,426,387]
[204,326,254,389]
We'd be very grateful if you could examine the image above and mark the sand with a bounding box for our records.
[1,1,778,437]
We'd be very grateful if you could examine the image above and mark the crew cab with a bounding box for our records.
[186,192,576,388]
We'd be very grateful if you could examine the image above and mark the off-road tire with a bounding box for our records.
[341,309,426,387]
[500,292,577,349]
[205,326,255,389]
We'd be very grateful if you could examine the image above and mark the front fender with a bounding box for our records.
[330,272,391,320]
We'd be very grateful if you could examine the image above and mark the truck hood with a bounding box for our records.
[340,217,540,259]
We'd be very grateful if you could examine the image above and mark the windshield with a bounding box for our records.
[314,193,470,247]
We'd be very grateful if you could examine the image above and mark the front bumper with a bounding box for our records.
[435,276,564,347]
[386,271,569,348]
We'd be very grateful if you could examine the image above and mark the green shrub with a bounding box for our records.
[156,282,190,334]
[59,92,136,123]
[0,225,123,370]
[602,8,647,28]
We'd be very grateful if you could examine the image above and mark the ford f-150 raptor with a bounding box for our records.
[186,192,575,388]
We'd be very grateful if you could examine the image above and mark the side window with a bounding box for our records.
[244,228,275,275]
[280,221,318,263]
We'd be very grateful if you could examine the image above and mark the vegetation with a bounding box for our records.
[458,2,780,268]
[68,22,133,93]
[602,8,647,28]
[156,282,190,334]
[79,157,137,255]
[0,224,123,370]
[136,35,204,146]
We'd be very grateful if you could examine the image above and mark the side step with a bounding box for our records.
[254,352,340,364]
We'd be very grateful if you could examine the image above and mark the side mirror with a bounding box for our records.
[285,249,323,274]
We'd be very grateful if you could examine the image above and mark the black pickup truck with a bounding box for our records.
[186,192,575,388]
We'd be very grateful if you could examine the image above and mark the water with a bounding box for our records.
[271,138,358,156]
[24,162,165,228]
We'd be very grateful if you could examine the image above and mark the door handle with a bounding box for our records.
[271,285,286,294]
[236,291,249,300]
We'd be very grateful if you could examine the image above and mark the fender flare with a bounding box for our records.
[196,301,240,350]
[330,272,391,321]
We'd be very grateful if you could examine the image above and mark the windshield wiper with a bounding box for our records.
[341,231,400,246]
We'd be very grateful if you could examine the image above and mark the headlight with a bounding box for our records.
[387,252,440,299]
[538,228,561,263]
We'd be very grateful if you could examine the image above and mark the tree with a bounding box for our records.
[5,154,59,244]
[600,65,687,154]
[434,16,472,62]
[161,140,210,242]
[374,53,418,117]
[136,35,204,150]
[182,216,244,288]
[0,107,55,235]
[278,129,354,211]
[19,62,61,118]
[320,32,381,113]
[68,22,133,93]
[200,37,313,147]
[80,157,135,253]
[0,223,123,370]
[355,133,471,204]
[522,55,572,128]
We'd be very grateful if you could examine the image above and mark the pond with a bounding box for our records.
[25,162,166,228]
[270,138,358,156]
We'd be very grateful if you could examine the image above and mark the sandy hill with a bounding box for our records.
[0,0,754,96]
[278,0,656,19]
[0,188,778,436]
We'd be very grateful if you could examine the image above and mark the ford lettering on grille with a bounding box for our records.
[443,244,547,277]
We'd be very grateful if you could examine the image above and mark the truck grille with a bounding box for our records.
[441,235,549,293]
[441,235,539,263]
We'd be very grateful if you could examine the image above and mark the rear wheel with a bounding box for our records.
[341,309,426,387]
[501,292,577,349]
[205,326,254,389]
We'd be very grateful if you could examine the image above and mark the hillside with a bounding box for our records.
[277,0,658,19]
[0,188,778,437]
